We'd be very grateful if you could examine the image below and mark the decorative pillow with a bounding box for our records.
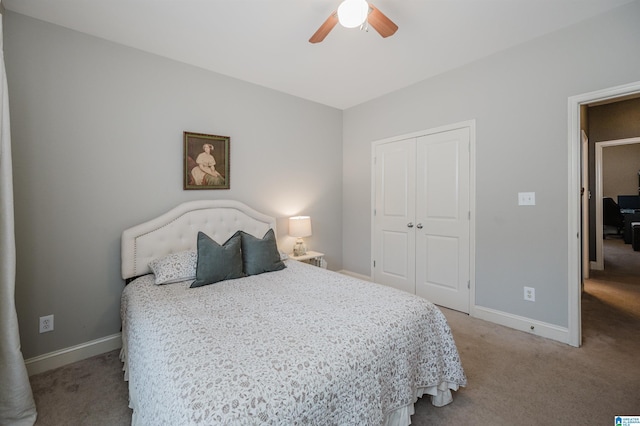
[148,250,197,285]
[239,228,286,276]
[191,231,244,288]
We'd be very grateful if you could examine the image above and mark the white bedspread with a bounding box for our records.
[121,260,466,425]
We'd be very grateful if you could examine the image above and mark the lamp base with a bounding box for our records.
[293,238,307,256]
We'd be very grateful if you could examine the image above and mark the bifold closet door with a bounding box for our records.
[372,138,416,294]
[415,128,470,313]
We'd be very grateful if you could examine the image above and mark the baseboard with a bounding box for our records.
[472,306,569,344]
[338,271,570,344]
[25,333,122,376]
[338,269,372,281]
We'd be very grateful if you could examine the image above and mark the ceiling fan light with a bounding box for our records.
[337,0,369,28]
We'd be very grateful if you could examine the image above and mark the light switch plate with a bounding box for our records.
[518,192,535,206]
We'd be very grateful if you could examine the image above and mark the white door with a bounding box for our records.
[581,130,589,280]
[415,128,470,313]
[372,138,416,294]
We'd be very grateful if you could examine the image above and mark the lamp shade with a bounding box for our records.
[289,216,312,238]
[337,0,369,28]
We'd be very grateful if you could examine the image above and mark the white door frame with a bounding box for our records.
[371,119,476,315]
[593,137,640,271]
[567,80,640,347]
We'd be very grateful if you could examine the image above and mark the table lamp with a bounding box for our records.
[289,216,312,256]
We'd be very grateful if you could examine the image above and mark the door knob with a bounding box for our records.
[407,222,414,228]
[416,223,423,229]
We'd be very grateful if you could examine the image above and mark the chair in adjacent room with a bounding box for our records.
[603,197,624,238]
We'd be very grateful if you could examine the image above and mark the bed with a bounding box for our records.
[120,200,466,425]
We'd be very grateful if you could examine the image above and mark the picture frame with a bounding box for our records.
[184,131,230,190]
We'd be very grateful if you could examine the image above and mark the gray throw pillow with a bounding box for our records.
[190,231,244,288]
[239,229,286,276]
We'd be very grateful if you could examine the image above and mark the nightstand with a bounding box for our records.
[289,251,326,268]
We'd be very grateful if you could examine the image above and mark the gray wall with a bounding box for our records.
[603,144,640,199]
[589,97,640,143]
[342,1,640,327]
[5,12,343,359]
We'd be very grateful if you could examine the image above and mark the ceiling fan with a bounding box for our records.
[309,0,398,44]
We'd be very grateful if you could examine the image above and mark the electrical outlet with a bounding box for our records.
[39,315,54,333]
[524,287,535,302]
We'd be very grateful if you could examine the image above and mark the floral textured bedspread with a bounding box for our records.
[121,260,466,425]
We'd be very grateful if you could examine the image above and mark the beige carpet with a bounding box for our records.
[29,240,640,425]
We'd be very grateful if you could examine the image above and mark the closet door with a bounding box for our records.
[372,138,416,294]
[415,128,470,313]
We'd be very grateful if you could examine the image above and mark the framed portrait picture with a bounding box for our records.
[184,131,230,190]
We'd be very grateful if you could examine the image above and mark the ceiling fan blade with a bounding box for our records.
[368,4,398,38]
[309,12,339,43]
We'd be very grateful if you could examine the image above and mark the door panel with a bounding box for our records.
[382,149,411,217]
[382,231,410,277]
[425,140,459,219]
[373,139,416,294]
[416,128,470,313]
[425,235,459,289]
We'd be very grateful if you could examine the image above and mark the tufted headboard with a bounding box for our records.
[121,200,276,280]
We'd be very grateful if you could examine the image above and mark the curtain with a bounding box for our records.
[0,5,38,425]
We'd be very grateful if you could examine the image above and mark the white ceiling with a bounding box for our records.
[4,0,634,109]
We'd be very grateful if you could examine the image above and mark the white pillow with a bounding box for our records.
[148,250,197,285]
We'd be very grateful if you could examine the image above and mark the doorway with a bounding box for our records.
[593,138,640,271]
[568,80,640,347]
